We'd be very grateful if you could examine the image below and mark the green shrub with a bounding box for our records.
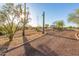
[54,20,64,30]
[67,26,75,30]
[45,24,49,29]
[0,26,5,35]
[35,26,41,32]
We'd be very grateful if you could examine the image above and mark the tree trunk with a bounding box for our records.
[22,25,25,37]
[9,35,13,41]
[22,3,26,37]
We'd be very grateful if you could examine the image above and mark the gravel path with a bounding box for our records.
[1,30,79,56]
[5,32,44,56]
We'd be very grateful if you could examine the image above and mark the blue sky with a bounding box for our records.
[0,3,79,27]
[27,3,79,27]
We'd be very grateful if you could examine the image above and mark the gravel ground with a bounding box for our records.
[1,30,79,56]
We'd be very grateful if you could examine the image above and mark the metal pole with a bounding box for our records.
[42,11,45,34]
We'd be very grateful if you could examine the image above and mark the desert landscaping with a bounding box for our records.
[0,29,79,56]
[0,3,79,56]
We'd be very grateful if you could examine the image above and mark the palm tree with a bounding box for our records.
[68,9,79,40]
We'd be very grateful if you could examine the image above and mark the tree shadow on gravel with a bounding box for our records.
[37,44,58,56]
[4,34,47,56]
[0,40,11,56]
[3,33,58,56]
[23,36,58,56]
[22,36,46,56]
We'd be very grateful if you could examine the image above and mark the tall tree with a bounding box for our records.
[21,3,26,36]
[0,3,21,41]
[20,3,30,37]
[68,9,79,40]
[68,9,79,25]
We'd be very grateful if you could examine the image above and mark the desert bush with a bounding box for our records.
[0,23,19,41]
[54,20,64,30]
[45,24,49,29]
[35,26,41,32]
[66,26,75,30]
[0,26,4,35]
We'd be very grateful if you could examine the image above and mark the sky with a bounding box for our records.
[27,3,79,27]
[0,3,79,27]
